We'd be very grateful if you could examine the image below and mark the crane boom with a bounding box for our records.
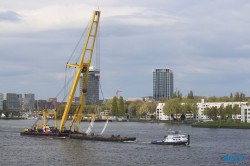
[59,11,101,132]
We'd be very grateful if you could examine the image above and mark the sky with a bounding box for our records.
[1,0,250,100]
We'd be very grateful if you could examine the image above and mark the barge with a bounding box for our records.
[70,133,136,142]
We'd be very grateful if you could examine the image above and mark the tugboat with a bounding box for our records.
[151,130,190,145]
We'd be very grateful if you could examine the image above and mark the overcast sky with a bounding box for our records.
[1,0,250,100]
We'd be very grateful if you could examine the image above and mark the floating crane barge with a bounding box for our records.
[20,10,136,142]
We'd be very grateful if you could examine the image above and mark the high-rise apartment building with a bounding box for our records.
[23,93,35,112]
[0,93,3,111]
[79,66,100,104]
[3,93,22,116]
[153,69,173,101]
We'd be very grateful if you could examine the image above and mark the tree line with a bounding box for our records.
[1,90,248,120]
[204,105,241,121]
[50,91,250,120]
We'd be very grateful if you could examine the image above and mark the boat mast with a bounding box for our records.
[59,11,101,132]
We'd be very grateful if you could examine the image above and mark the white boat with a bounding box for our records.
[151,130,190,145]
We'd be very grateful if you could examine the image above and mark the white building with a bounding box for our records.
[156,103,193,120]
[241,106,250,123]
[156,99,248,121]
[197,99,247,121]
[156,103,170,120]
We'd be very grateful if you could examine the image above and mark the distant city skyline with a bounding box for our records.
[1,1,250,100]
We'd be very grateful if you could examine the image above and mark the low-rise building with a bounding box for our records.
[197,99,247,121]
[241,105,250,123]
[156,99,248,121]
[156,103,170,120]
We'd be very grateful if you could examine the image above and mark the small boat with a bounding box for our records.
[151,130,190,145]
[69,133,136,142]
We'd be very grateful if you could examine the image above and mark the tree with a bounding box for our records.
[159,97,168,103]
[118,96,125,115]
[218,105,226,120]
[204,106,218,120]
[146,102,157,114]
[233,92,246,102]
[182,98,198,119]
[137,103,148,118]
[218,96,230,102]
[163,98,181,120]
[110,97,118,116]
[230,92,233,99]
[187,90,194,99]
[224,105,233,119]
[207,96,218,102]
[128,102,137,118]
[232,104,240,119]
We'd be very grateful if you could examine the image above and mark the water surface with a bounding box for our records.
[0,120,249,165]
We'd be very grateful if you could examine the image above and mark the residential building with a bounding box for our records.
[3,93,22,116]
[156,99,248,121]
[197,99,247,120]
[0,93,3,111]
[35,100,47,111]
[23,93,35,112]
[156,103,170,120]
[127,98,143,102]
[241,105,250,123]
[80,66,100,104]
[46,98,57,110]
[153,69,173,101]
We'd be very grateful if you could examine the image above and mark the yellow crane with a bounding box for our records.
[59,11,101,133]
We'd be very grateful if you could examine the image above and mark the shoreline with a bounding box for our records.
[192,121,250,129]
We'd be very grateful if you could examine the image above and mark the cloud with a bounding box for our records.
[1,0,250,99]
[0,11,20,22]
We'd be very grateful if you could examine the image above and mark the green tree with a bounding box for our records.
[230,92,233,99]
[218,105,226,120]
[118,96,125,115]
[187,90,194,99]
[137,103,148,118]
[146,102,157,114]
[159,97,168,103]
[207,96,218,102]
[110,97,118,116]
[182,98,198,119]
[163,98,181,119]
[204,106,218,120]
[218,96,230,102]
[224,105,233,119]
[232,104,240,119]
[234,92,246,102]
[128,102,137,117]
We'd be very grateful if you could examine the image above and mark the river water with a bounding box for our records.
[0,120,249,166]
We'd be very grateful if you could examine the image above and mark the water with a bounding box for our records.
[0,120,249,166]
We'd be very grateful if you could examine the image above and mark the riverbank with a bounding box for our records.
[0,117,26,120]
[128,119,197,124]
[192,121,250,129]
